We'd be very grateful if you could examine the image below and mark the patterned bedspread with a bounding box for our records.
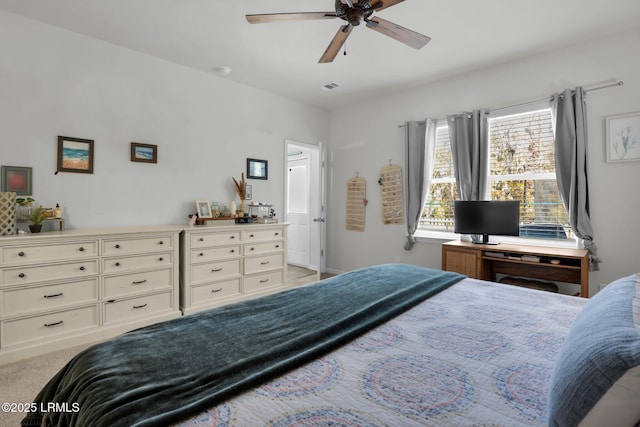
[177,278,587,426]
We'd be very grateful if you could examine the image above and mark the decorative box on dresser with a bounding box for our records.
[181,223,288,314]
[0,226,182,365]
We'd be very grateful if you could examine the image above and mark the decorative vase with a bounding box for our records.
[16,203,32,221]
[29,224,42,233]
[239,200,247,216]
[0,192,17,235]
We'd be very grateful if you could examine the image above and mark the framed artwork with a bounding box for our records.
[1,166,32,195]
[245,185,252,200]
[606,112,640,162]
[131,142,158,163]
[196,200,212,218]
[57,136,94,173]
[247,158,268,180]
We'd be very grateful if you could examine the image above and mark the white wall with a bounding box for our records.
[0,11,329,229]
[326,29,640,293]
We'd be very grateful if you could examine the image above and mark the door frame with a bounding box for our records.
[284,139,326,279]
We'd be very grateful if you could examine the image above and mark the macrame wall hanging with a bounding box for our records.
[378,163,404,224]
[346,174,367,232]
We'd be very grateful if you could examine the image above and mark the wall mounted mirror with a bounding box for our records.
[247,158,268,180]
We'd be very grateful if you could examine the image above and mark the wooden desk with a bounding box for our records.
[442,240,589,297]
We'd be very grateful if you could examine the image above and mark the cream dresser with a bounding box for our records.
[0,226,182,364]
[181,223,288,314]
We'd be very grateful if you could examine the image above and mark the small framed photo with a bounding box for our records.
[245,185,252,200]
[606,112,640,162]
[196,200,213,218]
[247,158,268,180]
[1,166,32,195]
[131,142,158,163]
[57,136,94,174]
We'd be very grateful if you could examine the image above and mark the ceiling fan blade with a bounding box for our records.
[365,17,430,49]
[371,0,405,12]
[340,0,355,7]
[246,12,337,24]
[319,25,354,63]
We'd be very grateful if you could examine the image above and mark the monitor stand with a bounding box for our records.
[472,234,500,245]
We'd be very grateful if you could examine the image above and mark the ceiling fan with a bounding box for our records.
[246,0,431,63]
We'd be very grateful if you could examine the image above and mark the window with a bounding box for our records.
[419,108,572,240]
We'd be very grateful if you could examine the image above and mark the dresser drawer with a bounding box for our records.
[244,253,284,274]
[1,305,99,348]
[103,252,173,274]
[103,268,173,298]
[2,260,99,286]
[103,292,173,324]
[241,227,284,243]
[244,270,284,293]
[244,241,284,256]
[191,259,241,284]
[191,245,241,262]
[1,278,99,317]
[191,278,241,306]
[0,241,99,266]
[191,232,241,248]
[102,235,173,256]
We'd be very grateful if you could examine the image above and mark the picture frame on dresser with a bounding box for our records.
[196,200,212,219]
[605,111,640,162]
[1,166,32,195]
[57,136,94,174]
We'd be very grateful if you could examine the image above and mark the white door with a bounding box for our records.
[285,140,325,279]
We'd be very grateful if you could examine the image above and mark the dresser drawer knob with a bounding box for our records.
[211,288,222,293]
[79,247,85,252]
[44,292,64,299]
[250,247,255,251]
[249,234,255,238]
[211,268,223,272]
[199,252,204,257]
[132,280,147,285]
[260,261,270,265]
[199,237,204,242]
[275,245,280,248]
[260,278,270,283]
[44,320,64,328]
[229,249,235,253]
[18,251,25,257]
[133,304,148,309]
[158,257,164,262]
[79,266,86,271]
[274,232,279,236]
[115,244,121,249]
[115,262,121,267]
[230,235,236,239]
[159,240,164,245]
[18,273,26,278]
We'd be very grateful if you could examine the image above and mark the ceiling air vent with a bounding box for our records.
[320,81,341,91]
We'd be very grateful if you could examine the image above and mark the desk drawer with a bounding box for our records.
[191,278,241,306]
[102,236,173,256]
[241,228,284,243]
[191,232,240,248]
[103,292,173,324]
[244,241,284,256]
[103,252,173,274]
[244,254,284,274]
[191,245,241,262]
[1,278,99,317]
[1,241,98,266]
[2,260,99,286]
[191,259,241,284]
[244,270,284,293]
[103,268,173,298]
[2,305,99,347]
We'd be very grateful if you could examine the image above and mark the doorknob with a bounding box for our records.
[313,218,325,223]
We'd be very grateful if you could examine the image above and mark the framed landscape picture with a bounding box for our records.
[606,112,640,162]
[57,136,94,173]
[1,165,32,195]
[131,142,158,163]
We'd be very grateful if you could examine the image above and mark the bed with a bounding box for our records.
[21,264,640,427]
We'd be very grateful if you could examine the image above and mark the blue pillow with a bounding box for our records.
[548,274,640,427]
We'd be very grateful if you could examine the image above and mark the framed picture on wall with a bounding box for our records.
[606,111,640,162]
[57,136,94,173]
[196,200,212,218]
[1,166,32,195]
[247,158,268,180]
[131,142,158,163]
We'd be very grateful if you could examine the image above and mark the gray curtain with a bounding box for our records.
[448,109,489,198]
[404,120,436,250]
[551,87,600,270]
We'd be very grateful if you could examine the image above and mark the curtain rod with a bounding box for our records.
[398,80,624,127]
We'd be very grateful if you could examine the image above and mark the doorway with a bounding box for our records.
[285,140,325,280]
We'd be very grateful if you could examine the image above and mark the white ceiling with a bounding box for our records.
[1,0,639,110]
